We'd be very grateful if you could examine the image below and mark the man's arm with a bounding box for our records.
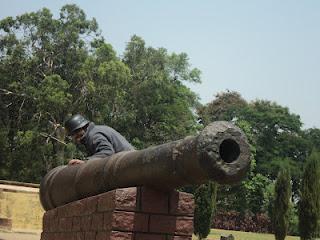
[87,133,114,160]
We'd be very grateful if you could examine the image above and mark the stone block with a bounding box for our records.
[140,187,169,214]
[98,188,137,212]
[59,217,73,232]
[135,233,167,240]
[91,213,104,231]
[84,231,96,240]
[104,211,149,232]
[72,216,81,231]
[81,215,92,231]
[83,196,98,215]
[149,215,193,235]
[169,191,194,216]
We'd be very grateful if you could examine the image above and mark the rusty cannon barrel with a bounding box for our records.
[40,121,251,211]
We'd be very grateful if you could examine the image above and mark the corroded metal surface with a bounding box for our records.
[40,121,251,211]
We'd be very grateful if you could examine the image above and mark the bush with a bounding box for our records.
[212,210,272,233]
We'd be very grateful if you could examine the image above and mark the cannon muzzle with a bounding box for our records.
[40,121,251,211]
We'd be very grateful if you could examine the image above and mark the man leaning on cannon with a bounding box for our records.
[64,114,134,165]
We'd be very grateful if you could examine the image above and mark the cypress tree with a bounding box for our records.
[273,168,292,240]
[299,150,320,240]
[194,182,218,240]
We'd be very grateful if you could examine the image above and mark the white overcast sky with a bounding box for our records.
[1,0,319,129]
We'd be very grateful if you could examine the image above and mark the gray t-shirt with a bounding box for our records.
[82,122,134,160]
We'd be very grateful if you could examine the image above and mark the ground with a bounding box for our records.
[0,231,40,240]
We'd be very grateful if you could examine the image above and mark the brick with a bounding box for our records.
[131,212,149,232]
[59,217,73,232]
[85,232,96,240]
[91,213,104,231]
[98,188,137,212]
[134,233,166,240]
[73,217,81,231]
[60,232,74,240]
[149,215,176,234]
[175,217,193,235]
[75,232,85,240]
[69,200,86,216]
[83,196,98,215]
[103,211,149,232]
[81,215,92,231]
[50,218,60,232]
[98,191,115,212]
[141,187,169,214]
[110,231,133,240]
[96,231,109,240]
[149,215,193,235]
[57,204,71,218]
[111,211,134,231]
[169,191,194,216]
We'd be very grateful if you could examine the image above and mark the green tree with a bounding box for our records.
[299,150,320,240]
[194,182,217,240]
[197,91,247,124]
[123,35,201,147]
[303,128,320,153]
[272,169,291,240]
[0,5,102,181]
[198,91,308,198]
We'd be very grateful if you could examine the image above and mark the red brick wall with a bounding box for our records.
[41,187,194,240]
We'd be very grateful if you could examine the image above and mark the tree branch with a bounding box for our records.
[40,132,67,146]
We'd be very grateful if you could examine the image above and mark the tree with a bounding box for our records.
[197,91,247,124]
[299,150,320,240]
[0,4,101,181]
[194,182,217,240]
[272,169,291,240]
[122,35,201,148]
[198,91,308,197]
[0,6,202,182]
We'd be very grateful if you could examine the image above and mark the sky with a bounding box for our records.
[1,0,319,129]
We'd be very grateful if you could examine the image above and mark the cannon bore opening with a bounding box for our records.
[219,139,240,163]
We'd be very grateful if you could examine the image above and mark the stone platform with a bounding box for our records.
[41,187,194,240]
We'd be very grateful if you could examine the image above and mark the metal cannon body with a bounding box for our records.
[40,121,251,211]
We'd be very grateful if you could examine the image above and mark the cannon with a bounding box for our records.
[40,121,251,211]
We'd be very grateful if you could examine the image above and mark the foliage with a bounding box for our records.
[198,91,311,202]
[194,182,217,240]
[272,169,292,240]
[299,150,320,240]
[212,211,271,233]
[123,35,201,147]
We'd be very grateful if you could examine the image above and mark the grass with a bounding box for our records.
[192,229,300,240]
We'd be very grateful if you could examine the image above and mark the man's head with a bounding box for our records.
[65,114,90,144]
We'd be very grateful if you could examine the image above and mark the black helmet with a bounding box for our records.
[65,114,90,135]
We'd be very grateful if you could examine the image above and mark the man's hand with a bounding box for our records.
[68,159,85,165]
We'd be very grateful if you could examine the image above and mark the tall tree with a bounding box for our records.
[194,182,217,240]
[123,35,201,148]
[299,150,320,240]
[272,169,291,240]
[0,5,102,181]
